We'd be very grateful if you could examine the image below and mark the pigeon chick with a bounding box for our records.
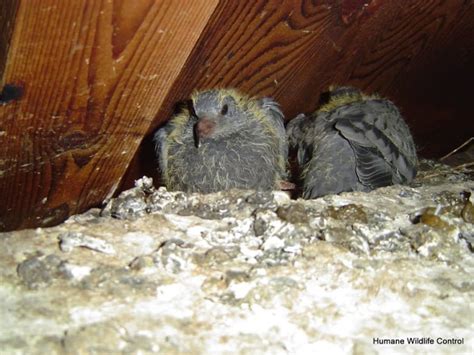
[154,88,288,193]
[287,86,418,199]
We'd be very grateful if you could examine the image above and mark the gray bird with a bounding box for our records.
[154,88,288,193]
[287,86,418,199]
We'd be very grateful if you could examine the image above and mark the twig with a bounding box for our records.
[439,137,473,161]
[421,162,474,179]
[452,162,474,171]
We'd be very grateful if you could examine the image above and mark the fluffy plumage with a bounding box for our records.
[154,88,288,193]
[287,86,418,199]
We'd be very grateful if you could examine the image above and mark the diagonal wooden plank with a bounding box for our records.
[0,0,19,80]
[122,0,472,187]
[0,0,219,231]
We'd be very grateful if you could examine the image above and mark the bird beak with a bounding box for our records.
[193,117,216,148]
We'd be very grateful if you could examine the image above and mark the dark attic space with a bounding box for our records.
[0,1,473,354]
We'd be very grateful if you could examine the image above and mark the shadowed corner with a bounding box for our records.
[118,97,198,194]
[317,90,331,107]
[117,131,163,193]
[287,146,304,199]
[0,82,24,104]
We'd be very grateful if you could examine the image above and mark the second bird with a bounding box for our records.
[287,86,418,199]
[155,89,288,193]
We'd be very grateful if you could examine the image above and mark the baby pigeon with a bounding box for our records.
[154,88,288,193]
[287,86,418,199]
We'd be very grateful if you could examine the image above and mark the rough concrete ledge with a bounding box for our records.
[0,160,473,354]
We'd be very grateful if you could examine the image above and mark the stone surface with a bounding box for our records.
[0,160,473,354]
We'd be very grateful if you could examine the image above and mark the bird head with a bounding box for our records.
[190,89,248,148]
[328,86,362,99]
[318,86,365,113]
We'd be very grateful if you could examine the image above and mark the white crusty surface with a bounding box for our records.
[0,160,472,354]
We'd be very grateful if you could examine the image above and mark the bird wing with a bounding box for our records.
[153,124,171,174]
[286,113,306,147]
[302,132,363,198]
[345,139,395,188]
[259,97,288,159]
[334,104,416,187]
[286,113,313,166]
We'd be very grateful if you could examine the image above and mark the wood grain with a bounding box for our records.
[1,0,473,230]
[0,0,19,79]
[124,0,473,187]
[0,0,219,231]
[155,0,474,123]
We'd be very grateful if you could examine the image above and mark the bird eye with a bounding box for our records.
[221,104,228,116]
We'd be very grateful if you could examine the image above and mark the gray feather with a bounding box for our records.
[288,87,418,198]
[259,97,288,162]
[153,124,172,175]
[154,89,288,193]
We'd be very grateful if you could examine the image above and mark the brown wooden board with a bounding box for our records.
[1,0,473,231]
[0,0,19,80]
[123,0,474,189]
[0,0,219,231]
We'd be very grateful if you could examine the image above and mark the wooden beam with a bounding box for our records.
[0,0,219,231]
[0,0,19,80]
[123,0,472,187]
[151,0,474,124]
[1,0,473,230]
